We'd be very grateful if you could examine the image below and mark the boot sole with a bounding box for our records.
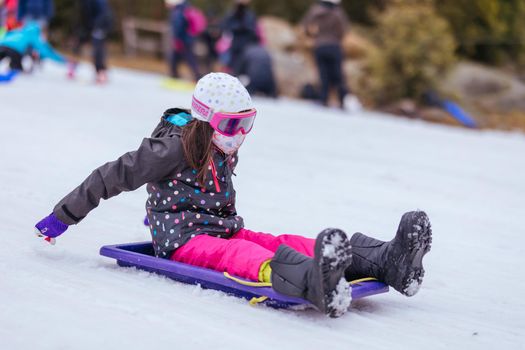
[397,211,432,296]
[316,228,353,318]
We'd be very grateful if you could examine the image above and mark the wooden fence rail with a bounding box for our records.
[122,17,171,59]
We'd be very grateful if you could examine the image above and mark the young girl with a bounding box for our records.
[35,72,432,318]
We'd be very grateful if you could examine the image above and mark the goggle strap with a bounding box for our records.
[192,95,213,121]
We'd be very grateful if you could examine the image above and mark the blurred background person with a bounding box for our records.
[302,0,349,109]
[222,0,260,75]
[0,21,64,72]
[17,0,53,35]
[3,0,21,31]
[0,0,5,31]
[201,8,221,73]
[238,43,277,98]
[68,0,112,84]
[166,0,205,81]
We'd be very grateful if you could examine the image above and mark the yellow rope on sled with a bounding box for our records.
[224,272,378,306]
[349,277,378,285]
[224,272,376,288]
[249,296,269,305]
[223,272,273,287]
[223,272,272,306]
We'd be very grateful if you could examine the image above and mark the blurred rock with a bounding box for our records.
[438,61,525,130]
[441,62,525,113]
[256,16,318,97]
[271,50,317,97]
[381,102,464,126]
[381,99,419,118]
[343,59,366,99]
[259,16,298,52]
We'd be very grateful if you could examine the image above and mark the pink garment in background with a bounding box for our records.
[171,228,315,281]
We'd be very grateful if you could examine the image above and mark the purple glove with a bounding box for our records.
[35,213,69,245]
[144,216,149,226]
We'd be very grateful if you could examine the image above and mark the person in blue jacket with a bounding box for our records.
[0,21,64,71]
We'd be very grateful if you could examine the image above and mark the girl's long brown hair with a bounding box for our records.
[181,119,215,185]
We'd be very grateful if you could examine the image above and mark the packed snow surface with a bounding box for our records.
[1,64,524,350]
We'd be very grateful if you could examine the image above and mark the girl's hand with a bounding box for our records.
[34,213,69,245]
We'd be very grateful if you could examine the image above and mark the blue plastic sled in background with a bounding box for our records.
[0,70,19,84]
[423,91,478,128]
[442,100,477,128]
[100,242,389,309]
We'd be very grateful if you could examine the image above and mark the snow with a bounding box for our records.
[1,63,525,349]
[403,279,421,297]
[321,229,349,268]
[328,278,352,318]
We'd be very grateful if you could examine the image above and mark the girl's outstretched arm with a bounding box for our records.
[53,136,184,226]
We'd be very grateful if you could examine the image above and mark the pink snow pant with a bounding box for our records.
[171,228,315,282]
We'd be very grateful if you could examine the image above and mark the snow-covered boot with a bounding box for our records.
[270,228,353,318]
[345,211,432,296]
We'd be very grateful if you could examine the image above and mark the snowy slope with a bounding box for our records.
[1,64,524,350]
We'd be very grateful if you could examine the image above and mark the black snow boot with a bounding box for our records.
[345,211,432,296]
[270,228,353,318]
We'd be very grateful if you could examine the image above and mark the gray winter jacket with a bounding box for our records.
[53,108,244,258]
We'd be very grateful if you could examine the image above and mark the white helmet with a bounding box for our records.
[191,72,253,122]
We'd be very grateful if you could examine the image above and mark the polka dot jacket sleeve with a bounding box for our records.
[53,136,185,225]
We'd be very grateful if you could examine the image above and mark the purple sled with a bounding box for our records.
[100,242,389,309]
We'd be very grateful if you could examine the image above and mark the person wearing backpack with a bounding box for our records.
[166,0,205,81]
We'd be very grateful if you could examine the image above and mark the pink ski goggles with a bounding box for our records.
[192,96,257,136]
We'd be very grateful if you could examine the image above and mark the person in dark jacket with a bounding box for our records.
[302,0,349,108]
[34,72,432,318]
[238,43,277,97]
[166,0,200,80]
[68,0,112,84]
[201,9,222,72]
[222,0,260,75]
